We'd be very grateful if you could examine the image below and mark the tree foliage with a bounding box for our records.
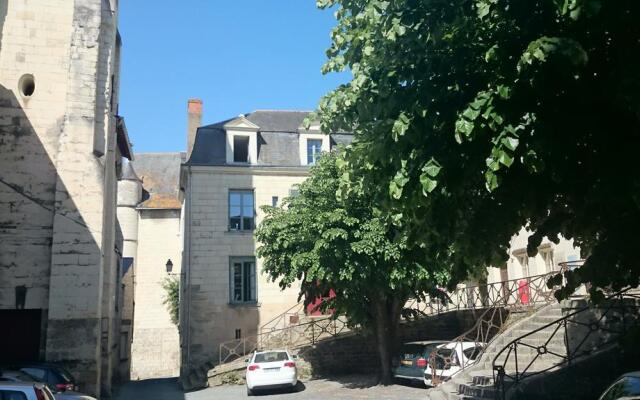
[256,153,446,383]
[315,0,640,299]
[162,277,180,327]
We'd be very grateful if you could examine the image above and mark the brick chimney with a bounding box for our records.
[187,99,203,160]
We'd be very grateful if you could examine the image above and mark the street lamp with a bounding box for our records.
[165,259,173,274]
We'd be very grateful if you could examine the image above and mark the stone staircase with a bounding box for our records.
[427,292,640,400]
[426,302,566,400]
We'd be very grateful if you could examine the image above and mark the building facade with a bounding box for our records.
[126,153,184,380]
[0,0,131,397]
[179,104,352,385]
[486,227,581,285]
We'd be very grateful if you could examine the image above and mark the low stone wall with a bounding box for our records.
[206,308,513,386]
[296,309,498,377]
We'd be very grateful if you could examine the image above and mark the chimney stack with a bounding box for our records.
[187,99,203,160]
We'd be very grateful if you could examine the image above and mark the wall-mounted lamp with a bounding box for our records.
[165,259,174,274]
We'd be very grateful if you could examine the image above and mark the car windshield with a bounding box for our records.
[400,344,440,359]
[600,376,640,400]
[3,372,35,382]
[254,352,289,363]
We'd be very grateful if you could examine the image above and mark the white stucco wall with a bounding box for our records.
[486,227,581,284]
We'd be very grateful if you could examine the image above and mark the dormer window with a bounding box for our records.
[224,115,260,165]
[233,135,250,163]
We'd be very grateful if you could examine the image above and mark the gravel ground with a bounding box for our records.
[113,376,429,400]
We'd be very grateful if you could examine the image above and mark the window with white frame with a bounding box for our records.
[516,254,530,277]
[229,257,256,303]
[307,139,323,165]
[540,248,555,272]
[229,190,254,231]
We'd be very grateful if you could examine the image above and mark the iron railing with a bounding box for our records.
[492,288,640,400]
[218,270,560,367]
[427,271,560,386]
[219,314,349,365]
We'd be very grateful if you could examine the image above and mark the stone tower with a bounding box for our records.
[0,0,131,396]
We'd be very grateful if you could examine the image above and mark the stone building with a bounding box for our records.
[123,153,184,380]
[179,103,352,385]
[486,228,581,285]
[0,0,131,397]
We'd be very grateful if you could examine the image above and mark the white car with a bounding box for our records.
[424,341,485,386]
[245,349,298,396]
[0,382,55,400]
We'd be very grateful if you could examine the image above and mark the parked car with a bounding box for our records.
[0,369,95,400]
[423,341,485,386]
[54,391,97,400]
[0,371,38,383]
[391,341,446,385]
[598,372,640,400]
[245,350,298,396]
[16,364,77,393]
[0,382,55,400]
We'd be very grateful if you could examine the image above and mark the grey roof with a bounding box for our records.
[186,110,353,167]
[132,152,184,208]
[245,110,310,132]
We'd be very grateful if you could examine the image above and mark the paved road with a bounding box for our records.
[113,376,428,400]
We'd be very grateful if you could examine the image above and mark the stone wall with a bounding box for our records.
[181,167,308,383]
[0,0,125,397]
[299,309,489,376]
[131,209,182,379]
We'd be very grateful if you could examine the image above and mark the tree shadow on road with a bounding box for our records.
[113,378,185,400]
[324,374,379,389]
[252,381,306,396]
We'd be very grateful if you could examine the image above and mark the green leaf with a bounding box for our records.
[363,45,374,56]
[462,107,481,121]
[455,118,474,137]
[498,150,514,167]
[485,170,500,191]
[420,175,438,195]
[500,136,519,151]
[422,158,442,178]
[392,113,411,140]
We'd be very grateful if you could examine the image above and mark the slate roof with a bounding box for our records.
[133,152,184,209]
[186,110,353,167]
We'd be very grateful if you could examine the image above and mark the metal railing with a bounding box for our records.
[217,270,561,368]
[219,314,349,365]
[427,271,560,386]
[259,302,307,335]
[492,288,640,400]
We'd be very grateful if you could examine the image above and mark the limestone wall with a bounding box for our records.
[0,0,125,396]
[0,0,74,311]
[131,209,182,379]
[182,167,307,380]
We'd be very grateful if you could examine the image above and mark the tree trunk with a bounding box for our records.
[373,297,404,385]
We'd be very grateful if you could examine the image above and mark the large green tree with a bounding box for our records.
[255,153,446,383]
[315,0,640,298]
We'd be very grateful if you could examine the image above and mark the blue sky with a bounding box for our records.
[118,1,349,153]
